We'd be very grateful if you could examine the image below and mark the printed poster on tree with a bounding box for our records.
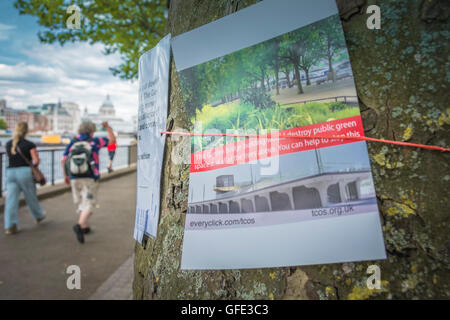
[172,0,386,269]
[134,34,171,242]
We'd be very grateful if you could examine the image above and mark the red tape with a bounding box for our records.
[161,130,449,152]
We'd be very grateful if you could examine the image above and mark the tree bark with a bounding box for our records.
[275,61,280,95]
[327,40,336,83]
[304,68,311,86]
[293,60,304,94]
[274,41,280,95]
[260,66,266,91]
[133,0,450,300]
[283,69,291,88]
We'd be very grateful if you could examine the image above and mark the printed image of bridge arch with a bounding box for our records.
[187,142,376,214]
[188,170,375,214]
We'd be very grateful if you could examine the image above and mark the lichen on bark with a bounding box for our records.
[133,0,449,300]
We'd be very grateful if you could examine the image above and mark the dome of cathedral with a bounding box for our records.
[99,94,115,117]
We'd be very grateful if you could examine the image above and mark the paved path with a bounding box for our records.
[0,172,137,300]
[89,255,134,300]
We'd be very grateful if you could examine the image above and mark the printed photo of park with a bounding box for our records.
[179,14,360,152]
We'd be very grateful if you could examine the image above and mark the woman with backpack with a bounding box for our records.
[62,121,116,244]
[3,122,45,235]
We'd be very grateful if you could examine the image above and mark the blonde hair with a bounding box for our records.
[11,122,28,155]
[78,122,97,135]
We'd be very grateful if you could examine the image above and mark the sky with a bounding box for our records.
[0,1,138,121]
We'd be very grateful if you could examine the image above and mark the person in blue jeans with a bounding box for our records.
[3,122,45,234]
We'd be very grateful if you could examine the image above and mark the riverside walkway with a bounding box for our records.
[0,169,137,300]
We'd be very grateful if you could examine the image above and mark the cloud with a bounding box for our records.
[23,42,122,79]
[0,42,138,121]
[4,88,27,96]
[0,63,62,83]
[0,23,16,41]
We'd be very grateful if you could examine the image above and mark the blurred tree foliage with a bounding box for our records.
[0,118,8,130]
[14,0,167,79]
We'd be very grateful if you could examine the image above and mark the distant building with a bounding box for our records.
[33,114,51,132]
[98,95,116,117]
[0,100,32,131]
[4,109,34,132]
[3,108,20,130]
[27,102,77,133]
[32,103,73,133]
[26,105,50,132]
[61,102,81,133]
[48,103,73,133]
[0,97,135,134]
[1,99,71,133]
[82,95,136,134]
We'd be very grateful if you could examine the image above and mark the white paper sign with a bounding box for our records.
[134,34,171,242]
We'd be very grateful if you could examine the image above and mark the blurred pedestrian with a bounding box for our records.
[107,140,117,173]
[3,122,45,235]
[62,121,116,243]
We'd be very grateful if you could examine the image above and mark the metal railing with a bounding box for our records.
[282,96,359,108]
[0,144,137,197]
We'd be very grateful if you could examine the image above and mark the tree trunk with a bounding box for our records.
[304,68,311,86]
[293,60,304,94]
[284,69,291,88]
[133,0,450,300]
[275,61,280,95]
[327,40,336,83]
[274,41,280,95]
[260,66,266,91]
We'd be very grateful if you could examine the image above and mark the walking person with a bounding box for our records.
[3,122,45,235]
[107,140,117,173]
[62,121,116,243]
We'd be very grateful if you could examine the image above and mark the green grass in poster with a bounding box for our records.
[179,14,360,152]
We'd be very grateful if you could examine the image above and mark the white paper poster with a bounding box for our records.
[172,0,386,269]
[134,34,171,242]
